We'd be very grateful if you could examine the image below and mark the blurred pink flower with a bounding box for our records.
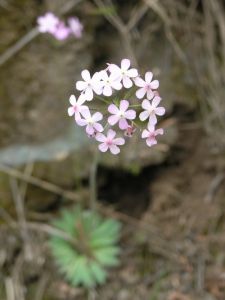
[108,59,138,88]
[37,12,59,34]
[99,70,122,96]
[68,17,83,38]
[96,129,125,154]
[53,21,71,40]
[135,72,159,99]
[67,94,88,120]
[139,97,165,125]
[76,70,103,101]
[76,109,103,135]
[142,124,164,147]
[108,100,136,129]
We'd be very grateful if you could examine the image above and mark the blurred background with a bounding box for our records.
[0,0,225,299]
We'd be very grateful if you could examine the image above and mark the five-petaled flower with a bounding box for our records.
[96,129,125,154]
[99,70,122,96]
[37,12,59,34]
[139,97,165,125]
[76,70,103,101]
[76,109,103,135]
[67,94,88,120]
[135,72,159,99]
[142,124,164,147]
[108,59,138,88]
[108,100,136,130]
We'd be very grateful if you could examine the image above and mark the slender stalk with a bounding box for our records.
[89,149,100,211]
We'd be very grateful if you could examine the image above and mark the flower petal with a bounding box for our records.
[134,77,145,87]
[147,124,155,132]
[145,71,153,83]
[76,80,87,91]
[95,133,106,142]
[149,114,157,125]
[103,85,112,97]
[142,99,151,110]
[108,64,121,77]
[68,107,74,116]
[108,104,119,114]
[141,129,149,138]
[108,115,119,126]
[155,128,164,135]
[80,108,91,119]
[94,123,103,132]
[119,100,129,112]
[136,87,146,99]
[150,80,159,89]
[155,107,165,116]
[86,124,94,135]
[121,58,130,70]
[85,87,93,101]
[111,80,122,90]
[122,76,133,88]
[114,138,125,146]
[81,69,91,81]
[146,137,157,147]
[93,112,103,122]
[107,129,116,139]
[139,110,149,121]
[99,143,108,152]
[109,144,120,155]
[147,89,154,100]
[126,68,138,78]
[119,118,128,130]
[152,96,161,107]
[76,118,87,126]
[77,94,86,105]
[124,109,136,120]
[69,95,76,105]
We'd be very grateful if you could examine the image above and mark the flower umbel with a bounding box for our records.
[68,58,166,154]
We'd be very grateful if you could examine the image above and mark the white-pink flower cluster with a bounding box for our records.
[37,12,83,40]
[68,59,165,155]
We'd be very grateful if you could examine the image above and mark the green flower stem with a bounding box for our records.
[89,148,100,211]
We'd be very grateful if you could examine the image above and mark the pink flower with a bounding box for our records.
[67,94,88,120]
[37,12,59,34]
[108,100,136,130]
[139,97,165,125]
[68,17,83,38]
[99,70,122,96]
[76,70,103,101]
[135,72,159,99]
[76,109,103,135]
[53,21,71,40]
[124,125,136,137]
[96,129,125,154]
[108,59,138,88]
[142,124,164,147]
